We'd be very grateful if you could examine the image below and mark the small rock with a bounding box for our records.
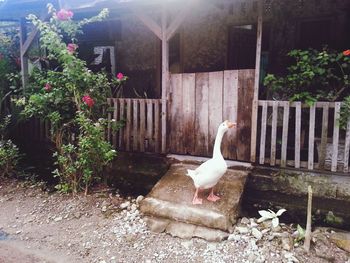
[236,226,249,234]
[330,232,350,253]
[120,201,130,210]
[240,217,250,225]
[181,240,193,249]
[15,230,22,234]
[247,252,257,262]
[73,212,81,219]
[101,206,107,212]
[282,236,293,251]
[228,233,241,242]
[207,243,217,251]
[54,216,62,222]
[136,195,144,204]
[284,252,299,263]
[252,228,263,240]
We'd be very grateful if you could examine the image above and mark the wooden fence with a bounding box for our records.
[106,98,162,153]
[168,69,255,161]
[257,100,350,172]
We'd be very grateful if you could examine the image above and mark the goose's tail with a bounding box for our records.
[186,169,196,180]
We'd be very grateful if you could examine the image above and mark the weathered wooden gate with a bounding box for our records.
[168,69,255,161]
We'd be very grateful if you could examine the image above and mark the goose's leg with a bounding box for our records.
[192,188,203,205]
[207,187,220,202]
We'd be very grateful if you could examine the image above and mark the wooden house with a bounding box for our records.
[1,0,350,174]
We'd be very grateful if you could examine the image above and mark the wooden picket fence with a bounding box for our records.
[106,98,162,153]
[257,100,350,172]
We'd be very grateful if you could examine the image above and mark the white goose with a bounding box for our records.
[187,120,236,205]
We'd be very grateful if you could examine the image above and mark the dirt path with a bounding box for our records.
[0,178,349,263]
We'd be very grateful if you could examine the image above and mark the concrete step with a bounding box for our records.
[140,163,248,238]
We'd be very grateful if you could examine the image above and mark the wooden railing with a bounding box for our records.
[107,98,162,153]
[257,100,350,173]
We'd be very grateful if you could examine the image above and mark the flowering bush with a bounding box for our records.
[18,5,119,193]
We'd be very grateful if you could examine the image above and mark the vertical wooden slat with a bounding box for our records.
[259,101,268,164]
[169,74,183,153]
[133,99,139,151]
[139,100,145,152]
[281,102,290,167]
[208,71,224,155]
[126,99,132,151]
[308,104,316,170]
[343,119,350,173]
[295,102,301,168]
[270,101,278,166]
[146,100,153,152]
[250,0,263,162]
[236,70,255,161]
[107,98,112,144]
[222,70,238,160]
[119,99,125,150]
[112,99,118,148]
[182,73,196,154]
[155,100,160,153]
[194,72,209,156]
[319,103,329,169]
[331,102,341,172]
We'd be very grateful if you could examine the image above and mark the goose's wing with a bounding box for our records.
[195,158,218,175]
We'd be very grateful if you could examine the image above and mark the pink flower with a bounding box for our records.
[116,72,124,80]
[56,9,74,21]
[343,50,350,56]
[44,83,52,91]
[67,43,78,54]
[82,95,95,108]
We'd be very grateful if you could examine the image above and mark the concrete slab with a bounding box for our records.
[140,163,248,232]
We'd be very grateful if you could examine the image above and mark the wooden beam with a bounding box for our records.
[19,18,29,89]
[161,4,169,153]
[250,0,263,162]
[132,9,162,40]
[166,0,198,41]
[21,13,49,56]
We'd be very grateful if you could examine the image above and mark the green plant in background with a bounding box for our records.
[264,48,350,127]
[17,5,121,194]
[0,115,20,178]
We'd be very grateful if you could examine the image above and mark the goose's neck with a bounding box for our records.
[213,129,225,159]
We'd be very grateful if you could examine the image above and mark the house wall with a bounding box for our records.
[110,0,349,98]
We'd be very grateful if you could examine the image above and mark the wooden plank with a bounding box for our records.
[19,18,29,89]
[112,99,118,148]
[146,100,153,152]
[319,103,329,169]
[250,0,263,162]
[182,73,196,154]
[132,9,162,40]
[161,5,169,153]
[270,101,278,166]
[222,70,238,160]
[281,102,290,167]
[259,101,268,164]
[331,102,341,172]
[107,98,112,143]
[295,102,301,168]
[126,99,132,151]
[133,99,139,151]
[154,100,160,153]
[139,99,146,152]
[344,119,350,173]
[169,74,183,153]
[237,70,255,161]
[194,72,209,156]
[308,104,316,170]
[258,100,336,108]
[119,99,125,150]
[208,71,223,156]
[166,0,199,41]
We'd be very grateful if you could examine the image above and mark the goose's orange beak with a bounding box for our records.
[226,120,236,128]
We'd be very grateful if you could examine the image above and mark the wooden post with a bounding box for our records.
[161,4,169,153]
[19,18,29,90]
[250,0,263,162]
[304,185,313,253]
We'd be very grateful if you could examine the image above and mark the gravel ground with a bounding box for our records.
[0,178,349,263]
